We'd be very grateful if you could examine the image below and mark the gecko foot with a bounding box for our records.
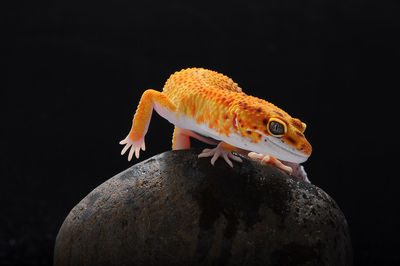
[119,136,146,161]
[282,161,311,183]
[198,142,243,167]
[248,152,293,175]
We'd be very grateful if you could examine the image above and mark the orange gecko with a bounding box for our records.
[120,68,312,182]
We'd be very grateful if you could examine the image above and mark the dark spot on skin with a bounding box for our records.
[299,144,305,151]
[263,129,268,134]
[239,119,242,123]
[253,126,257,129]
[286,137,297,145]
[296,131,304,137]
[258,134,262,138]
[292,119,302,129]
[224,115,229,120]
[274,111,284,117]
[262,119,268,125]
[239,102,248,110]
[256,107,262,112]
[247,130,252,135]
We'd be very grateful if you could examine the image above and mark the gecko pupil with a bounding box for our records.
[269,121,284,135]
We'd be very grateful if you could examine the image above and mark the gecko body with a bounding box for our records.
[120,68,312,181]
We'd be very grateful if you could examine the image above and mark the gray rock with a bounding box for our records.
[54,149,352,266]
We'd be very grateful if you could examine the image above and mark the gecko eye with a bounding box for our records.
[267,118,286,136]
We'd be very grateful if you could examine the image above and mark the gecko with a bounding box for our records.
[119,68,312,182]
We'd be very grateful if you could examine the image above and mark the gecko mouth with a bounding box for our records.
[266,136,309,163]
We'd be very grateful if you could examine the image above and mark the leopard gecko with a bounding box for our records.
[120,68,312,182]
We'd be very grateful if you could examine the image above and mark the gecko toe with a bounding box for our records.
[229,153,243,163]
[121,143,130,155]
[198,150,213,158]
[119,139,127,145]
[222,153,234,167]
[210,152,220,165]
[134,148,140,159]
[128,147,135,161]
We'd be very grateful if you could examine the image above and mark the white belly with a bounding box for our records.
[153,102,309,163]
[153,102,253,150]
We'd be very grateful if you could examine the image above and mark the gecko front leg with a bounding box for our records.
[248,153,310,182]
[120,89,176,161]
[248,152,293,174]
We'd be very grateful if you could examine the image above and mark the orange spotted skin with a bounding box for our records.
[162,68,312,156]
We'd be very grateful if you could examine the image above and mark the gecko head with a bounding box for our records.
[235,99,312,163]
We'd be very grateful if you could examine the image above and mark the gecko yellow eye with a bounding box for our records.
[267,118,286,136]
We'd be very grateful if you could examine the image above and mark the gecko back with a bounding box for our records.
[162,68,243,105]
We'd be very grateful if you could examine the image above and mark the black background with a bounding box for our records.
[2,0,398,265]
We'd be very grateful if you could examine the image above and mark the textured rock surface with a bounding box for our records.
[54,149,352,266]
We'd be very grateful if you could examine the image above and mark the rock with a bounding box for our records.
[54,149,352,266]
